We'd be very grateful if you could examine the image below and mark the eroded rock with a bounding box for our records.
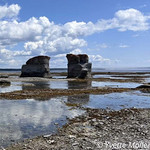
[0,80,11,86]
[66,54,92,79]
[20,56,51,77]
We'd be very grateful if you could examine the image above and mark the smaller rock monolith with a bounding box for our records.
[20,56,50,77]
[66,54,92,79]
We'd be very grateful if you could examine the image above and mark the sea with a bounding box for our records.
[1,67,150,73]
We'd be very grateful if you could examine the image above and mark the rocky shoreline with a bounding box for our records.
[0,71,150,149]
[5,107,150,150]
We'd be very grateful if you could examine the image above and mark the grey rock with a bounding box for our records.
[66,54,92,79]
[0,75,9,78]
[136,84,150,88]
[20,56,51,77]
[0,80,11,86]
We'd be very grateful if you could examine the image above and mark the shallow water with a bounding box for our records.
[92,81,140,88]
[1,69,150,147]
[0,98,84,147]
[0,82,22,93]
[1,87,150,147]
[84,91,150,110]
[66,91,150,110]
[0,80,140,94]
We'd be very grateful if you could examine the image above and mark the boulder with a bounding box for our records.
[20,56,51,77]
[66,54,80,64]
[78,54,89,63]
[0,80,11,86]
[136,84,150,88]
[66,54,92,79]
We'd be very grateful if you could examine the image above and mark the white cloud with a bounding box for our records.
[119,44,129,48]
[115,8,150,31]
[0,16,51,47]
[0,4,20,19]
[70,48,82,54]
[89,55,111,62]
[0,4,150,67]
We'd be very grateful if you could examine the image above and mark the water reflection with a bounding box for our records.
[67,94,89,105]
[0,82,22,93]
[0,98,84,147]
[68,80,91,89]
[22,80,92,91]
[84,92,150,110]
[67,80,91,104]
[22,81,50,90]
[92,81,140,88]
[0,80,140,94]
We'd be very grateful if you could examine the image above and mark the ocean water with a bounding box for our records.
[1,67,150,73]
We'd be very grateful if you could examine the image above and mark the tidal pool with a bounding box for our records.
[92,81,140,88]
[0,98,84,147]
[66,91,150,110]
[84,91,150,110]
[1,90,150,147]
[0,82,22,93]
[0,80,141,94]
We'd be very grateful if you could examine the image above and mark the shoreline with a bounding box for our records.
[5,107,150,150]
[0,71,150,149]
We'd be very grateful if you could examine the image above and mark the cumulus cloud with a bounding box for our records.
[0,16,51,47]
[115,8,150,31]
[119,44,129,48]
[0,4,150,67]
[89,55,111,62]
[0,4,20,19]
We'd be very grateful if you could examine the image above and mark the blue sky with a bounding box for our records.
[0,0,150,68]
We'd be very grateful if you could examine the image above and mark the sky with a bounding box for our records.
[0,0,150,68]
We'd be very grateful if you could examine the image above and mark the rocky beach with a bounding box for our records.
[0,70,150,149]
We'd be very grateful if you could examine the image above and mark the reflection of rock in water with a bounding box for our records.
[67,94,89,105]
[22,81,50,90]
[68,80,91,89]
[22,81,51,100]
[67,80,91,104]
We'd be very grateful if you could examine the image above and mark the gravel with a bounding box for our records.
[5,108,150,150]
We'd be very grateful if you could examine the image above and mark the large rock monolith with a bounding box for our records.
[20,56,50,77]
[66,54,92,79]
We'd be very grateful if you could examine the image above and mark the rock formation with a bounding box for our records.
[66,54,92,79]
[20,56,50,77]
[0,80,11,86]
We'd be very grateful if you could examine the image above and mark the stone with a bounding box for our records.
[136,85,150,88]
[66,54,92,79]
[66,54,80,64]
[0,80,11,86]
[78,54,89,64]
[20,56,51,77]
[0,75,9,78]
